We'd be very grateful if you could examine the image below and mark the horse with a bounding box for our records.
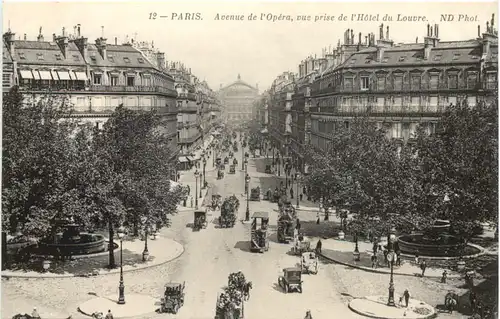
[445,292,459,314]
[243,282,253,301]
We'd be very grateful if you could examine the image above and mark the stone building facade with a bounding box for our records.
[218,74,259,126]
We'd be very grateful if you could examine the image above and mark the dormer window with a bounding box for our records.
[123,57,131,63]
[55,54,62,60]
[18,52,26,60]
[470,55,480,60]
[90,54,97,62]
[365,58,372,64]
[138,58,145,63]
[108,55,115,62]
[382,57,389,63]
[37,53,44,61]
[452,54,461,61]
[72,55,80,62]
[433,55,442,61]
[398,56,406,62]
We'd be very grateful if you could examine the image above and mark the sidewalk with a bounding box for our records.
[349,295,437,319]
[2,234,184,279]
[318,238,461,278]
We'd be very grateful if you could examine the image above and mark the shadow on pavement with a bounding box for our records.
[234,241,252,252]
[272,283,285,294]
[301,221,341,239]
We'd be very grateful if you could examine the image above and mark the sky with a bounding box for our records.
[3,2,498,91]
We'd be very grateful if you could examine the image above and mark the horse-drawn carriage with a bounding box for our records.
[229,151,234,158]
[224,157,229,165]
[219,195,239,228]
[233,158,238,166]
[250,187,261,201]
[159,282,185,314]
[229,165,236,174]
[193,210,208,231]
[444,291,459,313]
[265,165,272,174]
[278,267,303,293]
[301,252,318,274]
[292,235,312,255]
[217,169,225,180]
[212,194,222,211]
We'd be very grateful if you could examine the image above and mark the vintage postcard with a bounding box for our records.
[1,1,498,319]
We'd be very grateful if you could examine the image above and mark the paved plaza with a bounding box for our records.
[1,146,490,319]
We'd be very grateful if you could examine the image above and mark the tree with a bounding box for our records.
[2,88,80,237]
[413,99,498,236]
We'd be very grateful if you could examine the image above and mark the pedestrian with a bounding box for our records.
[290,187,294,199]
[403,289,410,307]
[316,211,320,224]
[105,309,114,319]
[395,249,401,266]
[420,260,427,277]
[384,249,389,266]
[315,239,322,254]
[304,310,313,319]
[296,218,301,231]
[176,172,180,181]
[372,241,379,255]
[302,186,307,196]
[187,185,191,195]
[441,270,448,284]
[190,196,193,208]
[32,307,41,319]
[371,254,378,269]
[414,254,419,265]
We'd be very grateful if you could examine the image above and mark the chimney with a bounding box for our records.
[53,33,56,42]
[23,34,27,40]
[55,30,69,58]
[424,23,440,59]
[3,30,16,55]
[115,37,117,45]
[478,25,481,37]
[74,37,89,61]
[386,26,390,40]
[95,37,107,59]
[157,52,165,70]
[380,23,384,40]
[358,32,362,44]
[365,36,368,46]
[482,15,498,57]
[350,29,354,44]
[77,24,81,38]
[376,25,394,49]
[416,37,418,43]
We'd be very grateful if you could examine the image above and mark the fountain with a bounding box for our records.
[398,220,480,258]
[38,219,107,257]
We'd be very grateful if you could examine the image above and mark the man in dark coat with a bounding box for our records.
[403,289,410,307]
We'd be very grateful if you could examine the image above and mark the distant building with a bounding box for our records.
[2,25,179,164]
[218,74,259,125]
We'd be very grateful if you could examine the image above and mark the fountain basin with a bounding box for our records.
[39,233,106,256]
[398,233,468,257]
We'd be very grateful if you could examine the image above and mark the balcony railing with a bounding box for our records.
[89,85,177,96]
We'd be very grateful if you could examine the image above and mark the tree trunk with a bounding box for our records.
[108,219,116,269]
[2,232,7,270]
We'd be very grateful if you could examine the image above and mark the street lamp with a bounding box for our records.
[194,170,199,209]
[199,172,203,198]
[295,173,300,208]
[117,226,126,305]
[141,217,150,262]
[387,227,398,307]
[245,174,251,221]
[203,155,207,187]
[277,155,281,177]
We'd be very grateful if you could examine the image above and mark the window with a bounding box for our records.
[18,52,26,60]
[394,75,403,90]
[110,76,118,86]
[72,55,80,62]
[410,97,420,111]
[365,58,372,64]
[376,97,385,112]
[93,74,102,85]
[429,74,439,89]
[344,77,353,91]
[433,55,442,61]
[392,123,402,138]
[467,72,477,89]
[393,97,402,112]
[123,57,131,63]
[127,76,135,86]
[467,96,477,107]
[90,54,97,62]
[448,74,458,89]
[429,96,438,112]
[55,54,62,60]
[138,58,145,63]
[36,53,44,61]
[143,76,151,86]
[360,76,370,90]
[486,72,497,89]
[107,55,115,62]
[411,76,421,90]
[377,77,386,90]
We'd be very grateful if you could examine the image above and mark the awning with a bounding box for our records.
[57,71,72,80]
[178,156,189,163]
[32,71,41,80]
[185,156,193,162]
[38,70,53,80]
[51,70,59,80]
[19,70,34,79]
[74,71,88,81]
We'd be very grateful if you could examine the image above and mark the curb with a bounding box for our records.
[347,300,438,319]
[1,239,185,279]
[318,251,462,279]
